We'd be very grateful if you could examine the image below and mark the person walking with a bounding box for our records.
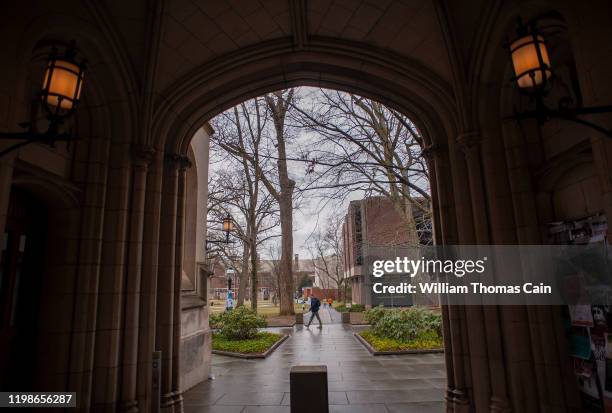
[306,296,322,329]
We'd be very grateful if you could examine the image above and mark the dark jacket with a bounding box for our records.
[310,297,321,312]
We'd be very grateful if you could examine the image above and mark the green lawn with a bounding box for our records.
[210,300,304,316]
[359,330,443,352]
[212,332,284,354]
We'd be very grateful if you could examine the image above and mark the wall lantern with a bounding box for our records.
[506,18,612,138]
[509,25,552,91]
[41,45,85,114]
[0,42,86,157]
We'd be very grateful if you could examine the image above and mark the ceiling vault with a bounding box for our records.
[289,0,308,49]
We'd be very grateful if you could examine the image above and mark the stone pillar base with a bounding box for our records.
[118,400,139,413]
[490,396,512,413]
[446,388,470,413]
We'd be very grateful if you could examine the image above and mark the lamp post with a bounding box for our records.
[0,42,87,157]
[505,18,612,138]
[205,213,235,252]
[226,266,235,311]
[222,214,234,243]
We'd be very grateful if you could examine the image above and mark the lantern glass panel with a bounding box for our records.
[43,59,83,109]
[510,34,551,88]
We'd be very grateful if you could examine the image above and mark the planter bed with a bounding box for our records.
[341,311,369,325]
[349,312,367,325]
[212,332,288,359]
[354,330,443,356]
[265,315,296,327]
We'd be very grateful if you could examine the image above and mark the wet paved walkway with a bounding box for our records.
[304,305,342,325]
[184,308,446,413]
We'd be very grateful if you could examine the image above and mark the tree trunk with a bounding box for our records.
[278,189,294,315]
[236,240,250,306]
[250,231,258,311]
[265,91,296,316]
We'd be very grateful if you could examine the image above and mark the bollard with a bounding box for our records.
[290,365,328,413]
[341,312,350,324]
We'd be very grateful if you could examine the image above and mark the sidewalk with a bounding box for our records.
[302,305,342,325]
[183,319,446,412]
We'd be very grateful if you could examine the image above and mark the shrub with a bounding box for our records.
[209,312,227,329]
[350,304,365,312]
[336,303,366,313]
[420,308,443,337]
[212,332,282,354]
[335,304,348,313]
[360,330,442,351]
[364,305,386,325]
[219,306,267,340]
[369,307,442,342]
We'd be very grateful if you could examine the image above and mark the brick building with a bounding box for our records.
[208,254,316,302]
[342,196,432,306]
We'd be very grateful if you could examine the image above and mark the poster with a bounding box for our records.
[570,305,595,327]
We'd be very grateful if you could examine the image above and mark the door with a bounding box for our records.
[0,189,47,389]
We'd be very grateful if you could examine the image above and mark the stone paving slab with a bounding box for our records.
[184,309,446,412]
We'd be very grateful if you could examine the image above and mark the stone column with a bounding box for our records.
[119,146,155,412]
[157,153,180,412]
[457,132,511,413]
[421,144,469,411]
[137,149,164,412]
[500,120,580,411]
[171,156,191,412]
[91,139,131,411]
[68,132,111,409]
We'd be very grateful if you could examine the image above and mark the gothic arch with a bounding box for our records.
[150,41,460,156]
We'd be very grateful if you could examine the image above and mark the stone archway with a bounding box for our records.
[146,43,470,412]
[2,1,612,411]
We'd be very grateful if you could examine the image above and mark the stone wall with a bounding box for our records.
[180,304,211,391]
[179,127,213,392]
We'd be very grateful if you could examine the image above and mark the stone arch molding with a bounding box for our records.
[11,170,81,210]
[150,39,461,156]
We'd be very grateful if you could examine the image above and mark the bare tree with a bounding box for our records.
[307,214,346,300]
[291,89,431,245]
[212,90,298,315]
[208,100,280,309]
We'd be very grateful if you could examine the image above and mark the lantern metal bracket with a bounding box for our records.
[0,117,78,158]
[505,99,612,139]
[205,236,236,252]
[505,15,612,140]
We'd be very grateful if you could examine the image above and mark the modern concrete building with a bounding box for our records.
[1,1,611,411]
